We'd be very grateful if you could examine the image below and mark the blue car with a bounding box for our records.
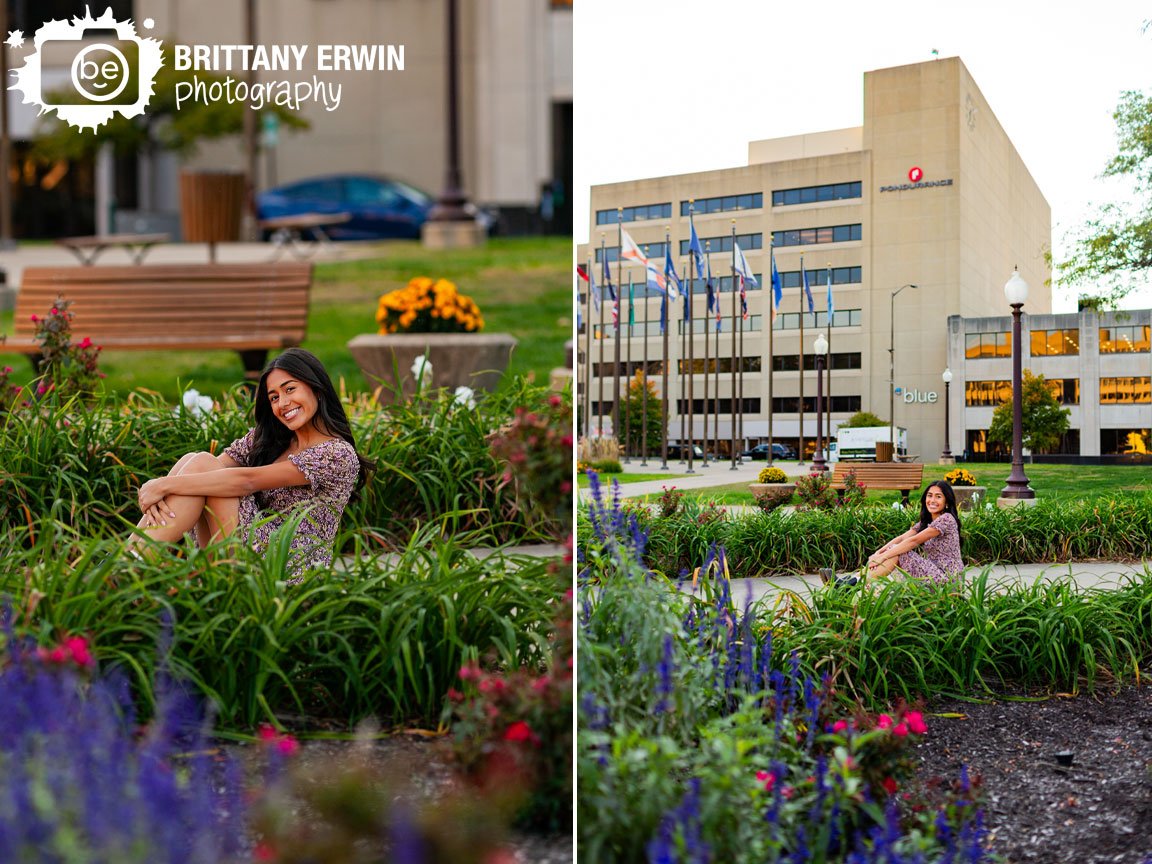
[256,174,488,241]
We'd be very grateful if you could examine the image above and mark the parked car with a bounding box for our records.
[256,174,493,241]
[740,442,797,461]
[664,443,706,460]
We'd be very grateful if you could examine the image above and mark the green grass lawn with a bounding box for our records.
[627,463,1152,506]
[0,237,570,401]
[576,471,690,487]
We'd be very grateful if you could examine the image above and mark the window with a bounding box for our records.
[678,356,761,374]
[772,182,862,207]
[680,233,762,255]
[678,315,763,335]
[965,380,1011,407]
[965,332,1011,359]
[1099,325,1151,353]
[780,267,862,288]
[677,398,762,414]
[682,274,762,294]
[1101,429,1151,455]
[771,224,861,247]
[595,203,672,225]
[772,352,861,371]
[594,241,669,263]
[773,309,862,330]
[770,395,862,413]
[1100,377,1152,404]
[1030,328,1079,356]
[1045,378,1080,405]
[680,193,763,216]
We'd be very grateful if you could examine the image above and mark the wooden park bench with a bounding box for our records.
[831,461,924,506]
[4,263,313,379]
[55,233,171,266]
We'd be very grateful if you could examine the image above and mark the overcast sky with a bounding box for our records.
[574,0,1151,312]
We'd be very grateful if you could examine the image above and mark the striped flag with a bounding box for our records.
[620,228,647,268]
[826,266,835,319]
[770,248,783,321]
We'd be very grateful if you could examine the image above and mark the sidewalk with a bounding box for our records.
[581,457,812,500]
[686,560,1151,606]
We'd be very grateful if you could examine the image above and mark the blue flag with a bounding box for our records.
[664,245,683,300]
[826,266,835,318]
[688,217,705,281]
[682,273,691,321]
[659,294,666,334]
[802,259,815,314]
[770,249,783,320]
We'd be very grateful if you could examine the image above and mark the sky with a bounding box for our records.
[574,0,1151,313]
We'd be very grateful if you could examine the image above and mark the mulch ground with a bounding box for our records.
[913,685,1152,863]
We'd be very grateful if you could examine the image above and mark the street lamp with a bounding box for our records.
[1000,268,1035,501]
[941,367,954,463]
[813,332,829,474]
[889,284,918,460]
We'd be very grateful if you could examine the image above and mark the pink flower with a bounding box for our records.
[36,383,46,395]
[892,722,909,738]
[458,664,478,681]
[548,394,562,407]
[29,314,37,322]
[832,719,849,734]
[561,435,573,448]
[276,735,300,757]
[253,841,277,861]
[65,635,94,668]
[257,724,278,742]
[876,713,894,730]
[503,720,539,745]
[78,336,92,349]
[755,770,775,792]
[904,710,928,735]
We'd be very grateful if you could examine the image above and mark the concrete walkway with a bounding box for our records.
[580,456,811,500]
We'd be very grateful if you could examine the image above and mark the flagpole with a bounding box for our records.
[798,255,806,467]
[703,243,711,468]
[679,279,687,463]
[625,275,635,462]
[584,255,593,438]
[598,237,607,441]
[735,220,745,468]
[767,242,776,466]
[826,262,833,464]
[661,228,672,471]
[614,212,625,460]
[641,249,650,466]
[729,226,738,471]
[686,264,695,475]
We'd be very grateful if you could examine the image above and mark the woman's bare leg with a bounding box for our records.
[867,557,899,580]
[129,452,240,547]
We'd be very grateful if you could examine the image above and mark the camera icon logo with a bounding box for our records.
[10,8,163,130]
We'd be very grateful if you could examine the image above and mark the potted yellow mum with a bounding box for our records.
[347,277,516,403]
[943,467,985,511]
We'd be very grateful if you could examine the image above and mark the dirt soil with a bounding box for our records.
[913,686,1152,863]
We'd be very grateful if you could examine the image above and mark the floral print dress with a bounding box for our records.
[221,429,360,578]
[898,512,963,583]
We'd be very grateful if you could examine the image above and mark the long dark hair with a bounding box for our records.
[918,480,961,540]
[248,348,374,498]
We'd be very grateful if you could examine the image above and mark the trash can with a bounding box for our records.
[180,171,246,261]
[875,441,894,462]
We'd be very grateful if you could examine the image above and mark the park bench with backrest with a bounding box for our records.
[831,461,924,505]
[4,263,313,379]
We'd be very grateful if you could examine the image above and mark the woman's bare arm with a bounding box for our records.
[138,461,309,512]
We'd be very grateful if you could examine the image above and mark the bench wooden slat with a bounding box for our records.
[8,264,313,378]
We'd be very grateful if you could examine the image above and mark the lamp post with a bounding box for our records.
[941,367,954,463]
[889,284,917,460]
[813,332,829,474]
[1000,268,1035,502]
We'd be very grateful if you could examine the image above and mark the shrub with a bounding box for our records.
[490,391,573,535]
[945,467,978,487]
[29,297,105,399]
[589,458,622,473]
[753,487,791,513]
[376,276,484,334]
[757,465,788,483]
[657,485,685,517]
[795,469,838,511]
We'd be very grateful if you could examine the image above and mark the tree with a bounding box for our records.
[841,410,887,428]
[986,370,1071,455]
[618,370,664,456]
[1059,88,1152,303]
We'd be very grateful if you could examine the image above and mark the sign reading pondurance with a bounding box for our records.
[880,166,954,193]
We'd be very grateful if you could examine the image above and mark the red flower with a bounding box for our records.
[276,735,300,757]
[892,722,909,738]
[876,713,894,730]
[253,841,277,861]
[755,770,775,792]
[904,710,928,735]
[29,314,37,322]
[882,777,898,796]
[503,720,539,745]
[65,635,94,668]
[832,719,849,734]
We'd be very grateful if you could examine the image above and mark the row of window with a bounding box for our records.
[773,352,862,372]
[588,308,864,338]
[774,309,863,329]
[591,315,766,339]
[595,203,672,225]
[772,182,863,207]
[779,267,862,288]
[966,429,1149,458]
[771,224,862,247]
[590,352,861,376]
[681,194,764,216]
[966,326,1152,359]
[965,377,1150,405]
[679,232,763,256]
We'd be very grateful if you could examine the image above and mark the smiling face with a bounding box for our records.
[265,369,319,435]
[924,485,947,517]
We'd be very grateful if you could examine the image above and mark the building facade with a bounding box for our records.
[578,57,1052,462]
[949,308,1152,459]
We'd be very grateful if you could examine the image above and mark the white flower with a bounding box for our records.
[891,501,902,510]
[410,354,433,387]
[176,388,214,419]
[452,386,476,409]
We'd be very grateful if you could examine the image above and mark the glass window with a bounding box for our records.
[1030,328,1079,356]
[966,332,1012,359]
[1101,429,1151,455]
[1100,377,1152,404]
[772,182,863,207]
[1100,325,1151,353]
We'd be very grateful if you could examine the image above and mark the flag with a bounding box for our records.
[826,266,835,319]
[576,264,588,282]
[620,228,647,268]
[664,245,682,300]
[688,217,705,280]
[705,253,721,331]
[682,272,691,321]
[770,249,783,321]
[660,294,666,334]
[802,262,815,314]
[732,242,759,288]
[589,266,601,313]
[645,258,667,295]
[602,254,617,326]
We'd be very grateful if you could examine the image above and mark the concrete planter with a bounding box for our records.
[951,485,986,511]
[748,482,796,508]
[347,332,517,404]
